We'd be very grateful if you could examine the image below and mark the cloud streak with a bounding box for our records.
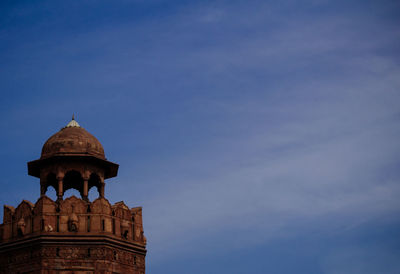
[1,0,399,273]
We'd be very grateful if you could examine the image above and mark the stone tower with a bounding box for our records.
[0,117,147,273]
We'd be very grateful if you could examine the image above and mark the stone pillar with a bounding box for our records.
[57,175,64,201]
[40,180,46,196]
[83,177,89,202]
[99,178,105,198]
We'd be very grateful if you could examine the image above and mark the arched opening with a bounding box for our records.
[63,188,81,199]
[88,187,98,201]
[46,186,57,201]
[88,173,101,199]
[63,170,83,198]
[44,173,57,197]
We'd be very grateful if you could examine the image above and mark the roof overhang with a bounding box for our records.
[27,155,119,179]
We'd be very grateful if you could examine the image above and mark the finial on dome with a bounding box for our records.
[65,115,80,128]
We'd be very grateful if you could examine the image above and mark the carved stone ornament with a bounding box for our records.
[44,224,53,232]
[121,220,130,239]
[68,207,79,232]
[17,218,26,236]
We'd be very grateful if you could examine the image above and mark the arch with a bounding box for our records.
[46,185,57,201]
[43,172,57,196]
[63,170,84,198]
[88,187,98,201]
[63,188,81,199]
[88,172,102,199]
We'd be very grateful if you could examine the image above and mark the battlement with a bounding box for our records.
[0,195,146,245]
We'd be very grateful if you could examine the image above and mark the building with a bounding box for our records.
[0,117,147,273]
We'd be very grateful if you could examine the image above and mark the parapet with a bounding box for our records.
[0,196,146,245]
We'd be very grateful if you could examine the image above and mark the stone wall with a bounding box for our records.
[0,196,146,273]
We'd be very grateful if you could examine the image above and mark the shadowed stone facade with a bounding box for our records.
[0,117,146,273]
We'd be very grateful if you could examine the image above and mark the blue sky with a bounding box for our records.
[1,0,400,273]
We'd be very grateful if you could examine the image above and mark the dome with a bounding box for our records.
[28,116,118,179]
[40,117,106,160]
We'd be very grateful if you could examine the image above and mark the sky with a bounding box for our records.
[1,0,400,273]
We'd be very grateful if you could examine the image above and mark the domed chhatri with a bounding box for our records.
[27,117,119,201]
[1,117,146,274]
[41,116,105,160]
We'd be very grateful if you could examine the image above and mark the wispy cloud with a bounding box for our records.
[103,1,400,263]
[1,0,399,273]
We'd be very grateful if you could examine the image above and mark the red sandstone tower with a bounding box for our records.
[0,117,146,273]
